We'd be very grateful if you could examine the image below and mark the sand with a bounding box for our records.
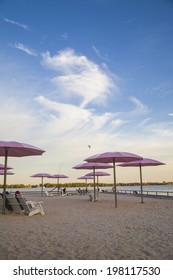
[0,193,173,260]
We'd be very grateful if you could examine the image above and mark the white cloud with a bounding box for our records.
[169,113,173,116]
[110,118,128,129]
[149,122,173,138]
[92,45,109,61]
[4,18,30,31]
[35,95,120,134]
[60,32,68,40]
[129,96,149,116]
[13,43,38,56]
[139,118,152,128]
[1,94,172,184]
[92,45,100,57]
[41,48,118,107]
[149,82,173,98]
[0,99,36,140]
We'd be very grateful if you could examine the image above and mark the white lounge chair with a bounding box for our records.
[88,190,100,202]
[44,191,53,197]
[16,194,45,216]
[88,193,93,201]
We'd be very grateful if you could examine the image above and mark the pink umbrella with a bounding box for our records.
[0,140,45,214]
[73,162,113,201]
[0,170,14,175]
[77,175,93,184]
[31,173,51,196]
[85,171,110,188]
[118,158,165,203]
[85,152,143,208]
[78,175,93,180]
[0,163,13,170]
[47,174,69,192]
[0,170,14,187]
[48,174,69,183]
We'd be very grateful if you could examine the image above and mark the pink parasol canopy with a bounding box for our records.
[85,152,143,208]
[0,170,14,175]
[118,158,165,203]
[77,175,93,184]
[47,174,69,192]
[31,173,51,196]
[77,175,93,179]
[48,174,69,181]
[85,171,110,186]
[0,141,45,157]
[0,163,13,170]
[73,162,113,201]
[0,140,45,214]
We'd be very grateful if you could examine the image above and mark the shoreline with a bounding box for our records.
[0,193,173,260]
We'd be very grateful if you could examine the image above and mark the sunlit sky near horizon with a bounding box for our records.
[0,0,173,185]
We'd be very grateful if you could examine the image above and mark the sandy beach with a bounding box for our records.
[0,193,173,260]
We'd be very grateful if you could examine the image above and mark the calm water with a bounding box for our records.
[117,185,173,192]
[4,184,173,194]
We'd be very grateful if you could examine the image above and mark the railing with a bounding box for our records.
[115,190,173,198]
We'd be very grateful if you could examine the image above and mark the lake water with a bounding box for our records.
[4,184,173,197]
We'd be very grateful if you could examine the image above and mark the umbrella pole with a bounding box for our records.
[2,148,8,214]
[41,177,43,197]
[97,175,99,201]
[96,175,98,192]
[113,159,117,208]
[93,167,96,202]
[50,178,59,193]
[58,178,60,195]
[139,165,144,203]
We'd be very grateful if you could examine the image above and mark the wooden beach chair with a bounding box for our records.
[6,194,25,214]
[0,194,8,214]
[0,194,4,212]
[15,194,45,216]
[0,193,12,214]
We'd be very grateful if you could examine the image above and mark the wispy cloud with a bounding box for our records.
[0,98,36,139]
[129,96,149,116]
[4,17,30,31]
[41,48,118,107]
[35,95,119,134]
[60,32,68,40]
[0,93,172,183]
[145,121,173,138]
[92,45,109,61]
[149,82,173,98]
[13,43,38,56]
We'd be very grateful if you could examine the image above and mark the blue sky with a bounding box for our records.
[0,0,173,184]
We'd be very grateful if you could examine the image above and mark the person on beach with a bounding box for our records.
[63,187,66,194]
[15,190,20,195]
[15,190,24,210]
